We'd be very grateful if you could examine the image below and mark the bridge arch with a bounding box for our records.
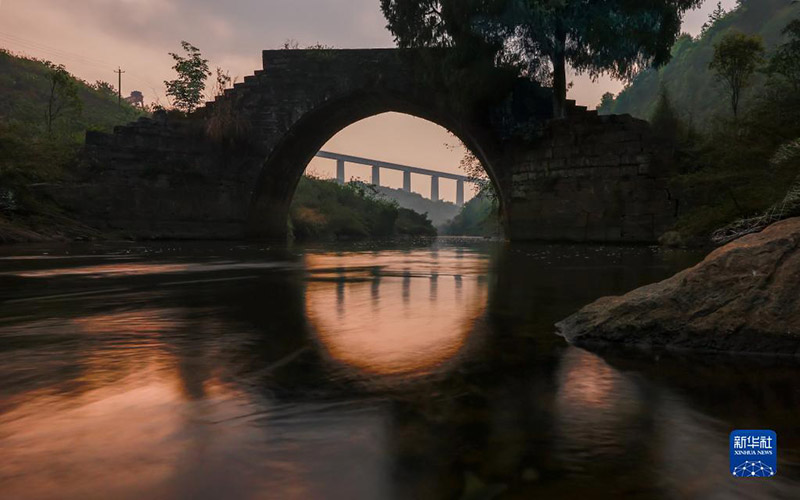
[242,59,507,239]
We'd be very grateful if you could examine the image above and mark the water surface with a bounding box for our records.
[0,240,798,499]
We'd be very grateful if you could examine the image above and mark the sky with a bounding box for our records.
[0,0,738,203]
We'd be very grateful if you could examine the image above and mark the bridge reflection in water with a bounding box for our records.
[1,244,798,499]
[303,250,489,378]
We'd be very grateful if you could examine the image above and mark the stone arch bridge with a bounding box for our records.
[52,49,678,242]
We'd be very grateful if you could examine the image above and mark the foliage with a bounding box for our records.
[711,167,800,244]
[0,119,86,240]
[381,0,702,117]
[281,39,335,50]
[0,122,79,187]
[668,84,800,243]
[650,87,682,143]
[289,176,436,241]
[380,0,505,54]
[441,193,502,237]
[599,0,800,123]
[496,0,703,116]
[205,98,251,147]
[396,208,438,236]
[211,67,232,98]
[445,134,501,236]
[205,66,249,147]
[701,2,729,36]
[597,92,615,112]
[92,80,117,99]
[44,63,82,134]
[380,0,520,120]
[771,138,800,168]
[164,41,211,113]
[765,19,800,91]
[709,31,765,117]
[0,50,143,139]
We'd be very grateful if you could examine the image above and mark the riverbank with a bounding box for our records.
[0,211,104,244]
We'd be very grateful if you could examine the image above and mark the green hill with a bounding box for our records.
[599,0,800,125]
[0,49,144,138]
[373,185,461,228]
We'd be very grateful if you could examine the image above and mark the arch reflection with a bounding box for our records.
[304,252,488,378]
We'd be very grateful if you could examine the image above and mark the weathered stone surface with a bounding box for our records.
[506,111,677,243]
[556,218,800,356]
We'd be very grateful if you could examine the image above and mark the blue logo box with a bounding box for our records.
[730,430,777,478]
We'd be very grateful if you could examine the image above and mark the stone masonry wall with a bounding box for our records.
[505,112,678,243]
[44,114,263,240]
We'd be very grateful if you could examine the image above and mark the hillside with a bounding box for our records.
[597,0,800,245]
[599,0,800,125]
[0,49,144,137]
[373,185,461,228]
[0,49,147,242]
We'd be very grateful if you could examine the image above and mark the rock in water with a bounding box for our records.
[556,218,800,356]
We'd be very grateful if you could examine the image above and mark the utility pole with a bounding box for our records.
[115,67,125,107]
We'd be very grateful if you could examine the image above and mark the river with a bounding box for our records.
[0,239,798,499]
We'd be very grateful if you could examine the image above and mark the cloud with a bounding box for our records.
[0,0,739,109]
[0,0,395,103]
[23,0,392,54]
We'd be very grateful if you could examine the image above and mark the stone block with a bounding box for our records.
[606,226,623,240]
[620,141,644,154]
[603,130,641,144]
[598,154,621,167]
[567,157,588,168]
[553,133,576,147]
[552,146,573,158]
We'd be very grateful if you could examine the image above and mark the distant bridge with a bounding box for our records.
[315,151,477,206]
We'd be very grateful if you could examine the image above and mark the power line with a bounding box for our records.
[0,31,114,69]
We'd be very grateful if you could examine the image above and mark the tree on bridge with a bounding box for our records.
[380,0,703,117]
[165,41,211,113]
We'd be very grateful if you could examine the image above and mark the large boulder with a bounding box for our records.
[556,218,800,356]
